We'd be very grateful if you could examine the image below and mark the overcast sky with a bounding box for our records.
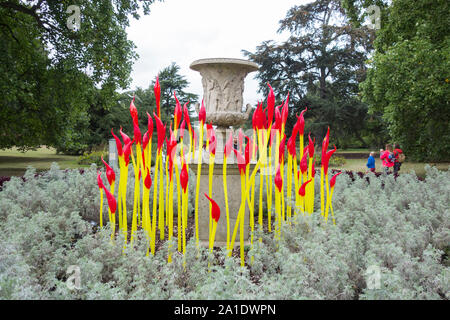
[126,0,311,106]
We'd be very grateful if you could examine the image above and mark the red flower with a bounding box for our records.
[129,96,138,126]
[97,171,104,190]
[173,92,182,129]
[192,129,197,151]
[133,122,142,145]
[275,165,283,192]
[297,108,307,136]
[206,122,213,140]
[101,155,115,185]
[311,159,316,178]
[179,120,186,138]
[269,126,276,147]
[267,83,275,125]
[300,149,308,174]
[141,150,146,168]
[291,121,299,142]
[245,136,253,165]
[287,134,296,157]
[321,127,330,163]
[146,112,153,138]
[272,105,281,132]
[184,103,192,131]
[111,129,123,157]
[233,148,246,175]
[298,179,312,197]
[308,133,315,158]
[123,139,135,167]
[144,170,152,189]
[180,163,188,192]
[120,127,131,146]
[142,131,150,150]
[330,171,342,188]
[238,129,244,152]
[199,99,206,124]
[104,187,117,214]
[323,145,337,174]
[209,134,217,156]
[224,132,233,158]
[253,102,266,130]
[281,93,289,126]
[153,113,166,152]
[279,134,286,164]
[154,76,161,118]
[204,193,220,223]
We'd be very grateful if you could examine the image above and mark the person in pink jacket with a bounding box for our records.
[380,144,395,173]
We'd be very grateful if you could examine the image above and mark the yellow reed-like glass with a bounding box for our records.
[99,189,103,228]
[228,161,261,256]
[194,123,204,251]
[150,149,161,255]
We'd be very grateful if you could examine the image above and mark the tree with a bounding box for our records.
[353,0,450,161]
[243,0,375,147]
[0,0,160,151]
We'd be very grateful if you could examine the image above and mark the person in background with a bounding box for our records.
[366,151,376,173]
[393,143,404,174]
[380,144,395,174]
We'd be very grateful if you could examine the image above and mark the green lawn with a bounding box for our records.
[335,148,371,153]
[330,158,449,177]
[0,147,88,176]
[0,147,448,178]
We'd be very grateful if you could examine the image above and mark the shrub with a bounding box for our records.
[0,164,448,299]
[78,151,109,167]
[315,153,347,166]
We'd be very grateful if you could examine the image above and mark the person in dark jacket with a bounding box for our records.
[393,143,404,174]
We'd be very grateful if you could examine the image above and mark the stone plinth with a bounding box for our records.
[191,163,254,248]
[189,58,259,248]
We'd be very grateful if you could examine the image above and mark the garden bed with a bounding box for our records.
[0,164,448,299]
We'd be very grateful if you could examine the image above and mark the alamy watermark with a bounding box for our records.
[366,5,381,30]
[66,5,81,31]
[66,265,81,290]
[365,265,381,290]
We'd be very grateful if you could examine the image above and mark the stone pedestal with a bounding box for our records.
[189,58,259,248]
[191,163,254,248]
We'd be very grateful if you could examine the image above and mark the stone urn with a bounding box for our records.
[190,58,258,128]
[190,58,258,247]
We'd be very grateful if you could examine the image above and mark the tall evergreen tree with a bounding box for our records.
[244,0,377,147]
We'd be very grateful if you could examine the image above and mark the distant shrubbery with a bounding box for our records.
[78,151,109,167]
[315,154,346,167]
[0,164,448,299]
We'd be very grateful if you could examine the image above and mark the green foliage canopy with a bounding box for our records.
[356,0,450,161]
[0,0,160,151]
[244,0,376,148]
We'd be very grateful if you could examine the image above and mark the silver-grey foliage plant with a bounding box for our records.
[0,163,448,299]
